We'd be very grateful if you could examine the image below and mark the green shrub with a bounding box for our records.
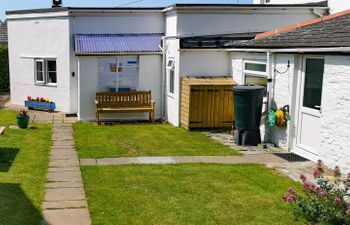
[0,45,9,91]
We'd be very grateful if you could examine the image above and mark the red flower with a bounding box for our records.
[335,197,342,205]
[27,96,32,101]
[40,97,44,102]
[300,174,307,183]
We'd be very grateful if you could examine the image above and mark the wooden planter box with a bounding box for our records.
[181,76,237,130]
[25,101,56,112]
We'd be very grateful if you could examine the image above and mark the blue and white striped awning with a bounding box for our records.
[75,33,163,55]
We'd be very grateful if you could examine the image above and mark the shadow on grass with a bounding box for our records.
[0,147,19,172]
[0,183,45,225]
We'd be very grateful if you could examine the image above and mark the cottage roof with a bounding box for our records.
[228,9,350,49]
[74,33,163,55]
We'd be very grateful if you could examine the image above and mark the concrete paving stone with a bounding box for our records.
[45,187,85,202]
[48,167,80,173]
[50,150,77,156]
[43,208,91,225]
[47,171,82,182]
[45,181,83,189]
[49,159,80,168]
[0,126,5,135]
[97,157,139,165]
[43,200,88,210]
[50,155,78,160]
[137,157,176,164]
[80,159,97,166]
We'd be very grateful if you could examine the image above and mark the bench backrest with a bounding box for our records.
[96,91,152,108]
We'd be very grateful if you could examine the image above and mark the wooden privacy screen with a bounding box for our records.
[181,76,237,130]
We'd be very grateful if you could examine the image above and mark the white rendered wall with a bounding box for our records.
[328,0,350,13]
[7,18,72,112]
[175,9,322,37]
[231,52,295,148]
[254,0,323,4]
[78,55,162,121]
[319,55,350,172]
[71,13,164,34]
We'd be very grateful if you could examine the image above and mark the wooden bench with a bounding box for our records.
[95,91,155,124]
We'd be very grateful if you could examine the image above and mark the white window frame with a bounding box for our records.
[34,58,57,86]
[167,59,175,96]
[35,59,45,84]
[243,59,268,112]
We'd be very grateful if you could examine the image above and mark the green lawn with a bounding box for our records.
[0,110,51,225]
[81,164,303,225]
[73,123,238,158]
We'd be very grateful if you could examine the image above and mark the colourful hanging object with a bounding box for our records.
[266,110,277,127]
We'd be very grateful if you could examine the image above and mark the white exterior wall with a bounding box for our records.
[319,55,350,171]
[231,52,295,148]
[255,0,350,14]
[175,9,321,36]
[78,55,162,121]
[8,17,72,112]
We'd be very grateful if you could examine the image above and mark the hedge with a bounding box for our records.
[0,45,9,91]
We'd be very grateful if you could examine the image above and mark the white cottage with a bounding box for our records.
[228,9,350,171]
[6,2,328,123]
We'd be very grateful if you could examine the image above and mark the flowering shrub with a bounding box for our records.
[17,108,29,119]
[283,160,350,225]
[27,96,52,103]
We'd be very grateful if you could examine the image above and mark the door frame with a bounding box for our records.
[291,55,325,162]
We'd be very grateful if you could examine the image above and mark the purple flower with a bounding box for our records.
[335,197,342,205]
[300,174,307,183]
[313,170,321,179]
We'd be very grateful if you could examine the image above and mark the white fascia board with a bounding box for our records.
[6,11,69,20]
[226,47,350,53]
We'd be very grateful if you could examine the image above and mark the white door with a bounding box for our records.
[294,57,325,160]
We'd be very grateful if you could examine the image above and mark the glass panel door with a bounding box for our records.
[303,58,325,110]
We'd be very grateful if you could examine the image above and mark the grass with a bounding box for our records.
[0,110,51,225]
[73,123,239,158]
[81,164,303,225]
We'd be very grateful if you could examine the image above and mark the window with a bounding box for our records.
[34,59,57,85]
[169,70,175,94]
[167,59,175,95]
[243,60,268,112]
[243,60,267,90]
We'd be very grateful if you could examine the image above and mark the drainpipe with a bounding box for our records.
[266,51,273,111]
[159,36,167,120]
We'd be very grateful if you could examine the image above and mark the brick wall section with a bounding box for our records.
[320,55,350,171]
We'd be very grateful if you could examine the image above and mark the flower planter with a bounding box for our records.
[25,101,56,112]
[17,116,29,129]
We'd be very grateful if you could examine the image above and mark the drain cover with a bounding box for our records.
[273,153,309,162]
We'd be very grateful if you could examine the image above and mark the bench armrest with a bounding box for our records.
[95,100,99,105]
[151,100,156,109]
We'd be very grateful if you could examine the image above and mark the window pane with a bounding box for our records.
[47,60,56,72]
[37,71,44,82]
[245,62,266,72]
[48,72,57,84]
[36,61,43,72]
[245,75,268,96]
[169,70,174,94]
[303,58,324,110]
[36,61,44,82]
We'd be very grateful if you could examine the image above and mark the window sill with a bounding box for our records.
[35,83,57,87]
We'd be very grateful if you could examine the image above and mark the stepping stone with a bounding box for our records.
[45,187,85,202]
[43,208,91,225]
[80,159,97,166]
[43,200,88,210]
[137,157,176,164]
[49,159,79,168]
[48,167,80,173]
[46,181,83,189]
[47,171,82,182]
[9,125,19,129]
[50,155,78,160]
[97,157,138,165]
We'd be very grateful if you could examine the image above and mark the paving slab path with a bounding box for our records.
[43,123,91,225]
